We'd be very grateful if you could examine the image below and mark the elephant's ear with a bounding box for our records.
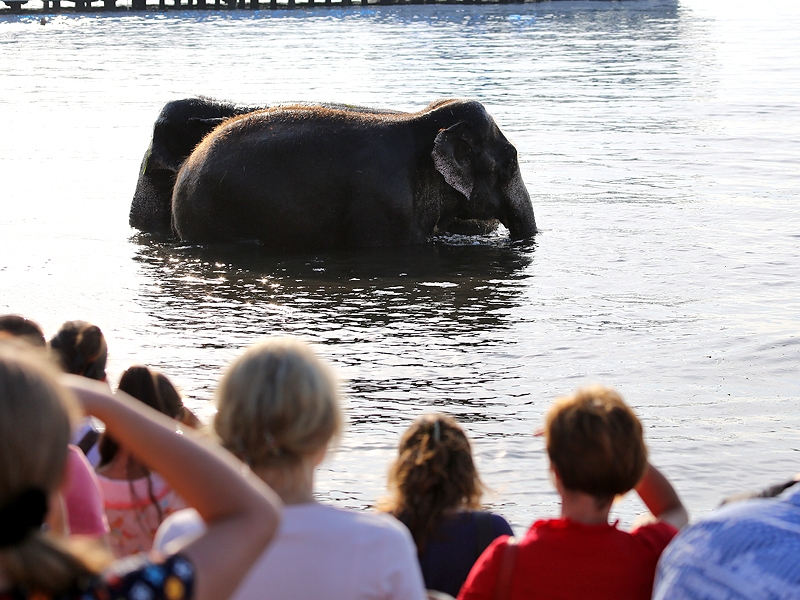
[432,121,475,200]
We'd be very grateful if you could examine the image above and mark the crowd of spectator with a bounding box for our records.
[0,313,798,600]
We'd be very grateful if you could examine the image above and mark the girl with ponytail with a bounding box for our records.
[380,414,513,598]
[49,320,108,467]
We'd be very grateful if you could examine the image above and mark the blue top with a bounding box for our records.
[410,510,513,597]
[654,482,800,600]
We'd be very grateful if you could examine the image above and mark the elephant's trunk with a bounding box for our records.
[502,171,537,239]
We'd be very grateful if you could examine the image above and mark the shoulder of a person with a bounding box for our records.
[629,519,679,553]
[66,445,93,478]
[340,506,413,539]
[153,508,205,553]
[284,503,412,545]
[631,519,678,535]
[694,491,794,529]
[485,511,513,534]
[674,488,800,544]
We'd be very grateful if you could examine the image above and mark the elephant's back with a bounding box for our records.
[172,107,418,248]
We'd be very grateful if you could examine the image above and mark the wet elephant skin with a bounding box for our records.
[172,99,537,250]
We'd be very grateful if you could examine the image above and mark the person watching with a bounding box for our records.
[380,414,513,598]
[458,385,688,600]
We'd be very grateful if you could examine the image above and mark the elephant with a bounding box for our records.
[131,98,503,240]
[130,98,266,235]
[130,98,417,235]
[171,99,536,249]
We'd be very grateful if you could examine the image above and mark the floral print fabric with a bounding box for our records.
[97,473,188,558]
[0,553,194,600]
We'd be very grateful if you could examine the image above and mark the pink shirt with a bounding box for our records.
[63,445,109,537]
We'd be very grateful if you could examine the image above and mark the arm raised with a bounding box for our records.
[635,463,689,530]
[63,375,282,600]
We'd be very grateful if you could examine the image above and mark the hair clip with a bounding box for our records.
[433,420,441,443]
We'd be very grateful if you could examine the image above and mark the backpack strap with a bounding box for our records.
[493,537,518,600]
[77,427,100,456]
[474,511,495,560]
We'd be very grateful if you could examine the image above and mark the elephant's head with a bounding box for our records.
[130,98,260,235]
[430,101,537,240]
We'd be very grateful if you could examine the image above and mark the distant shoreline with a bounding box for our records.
[2,0,535,14]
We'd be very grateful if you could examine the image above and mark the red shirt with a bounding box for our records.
[458,518,678,600]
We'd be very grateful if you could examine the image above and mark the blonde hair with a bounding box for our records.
[214,338,343,469]
[545,385,648,503]
[0,343,99,593]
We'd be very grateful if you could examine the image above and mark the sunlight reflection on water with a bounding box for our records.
[1,0,799,530]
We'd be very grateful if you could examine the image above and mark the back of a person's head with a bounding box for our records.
[0,343,95,593]
[545,385,647,503]
[0,315,46,348]
[117,366,170,415]
[214,337,342,469]
[383,414,484,549]
[49,320,107,381]
[153,371,185,421]
[99,365,171,466]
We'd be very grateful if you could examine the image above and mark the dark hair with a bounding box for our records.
[98,366,167,466]
[99,365,174,532]
[49,321,107,381]
[381,414,484,552]
[154,372,185,421]
[545,385,648,505]
[0,315,46,348]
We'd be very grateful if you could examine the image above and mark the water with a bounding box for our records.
[1,0,799,532]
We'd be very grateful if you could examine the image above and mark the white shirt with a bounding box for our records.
[155,502,427,600]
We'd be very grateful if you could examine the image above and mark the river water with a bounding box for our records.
[1,0,799,531]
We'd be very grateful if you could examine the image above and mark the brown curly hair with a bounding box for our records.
[381,414,484,552]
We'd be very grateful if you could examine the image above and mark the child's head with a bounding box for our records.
[0,343,93,592]
[153,372,186,421]
[545,385,647,504]
[99,365,171,466]
[0,315,46,348]
[214,338,342,470]
[49,321,107,381]
[117,365,170,415]
[0,344,75,502]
